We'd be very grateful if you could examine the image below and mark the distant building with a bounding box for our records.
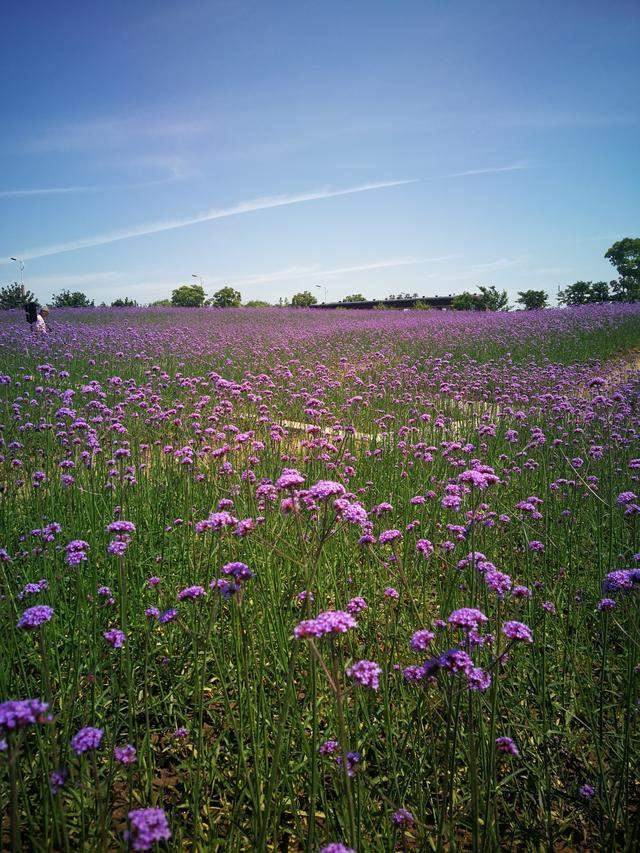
[311,295,454,310]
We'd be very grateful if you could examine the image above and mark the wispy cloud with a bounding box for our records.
[451,257,528,281]
[220,255,459,288]
[1,179,417,263]
[441,162,535,178]
[0,174,184,199]
[29,116,212,153]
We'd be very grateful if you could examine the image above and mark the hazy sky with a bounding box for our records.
[1,0,638,305]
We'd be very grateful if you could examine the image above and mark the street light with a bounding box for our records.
[10,257,24,298]
[191,274,204,288]
[315,283,328,304]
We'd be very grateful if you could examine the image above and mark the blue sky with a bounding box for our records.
[1,0,638,305]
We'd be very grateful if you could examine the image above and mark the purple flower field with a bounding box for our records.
[1,303,639,850]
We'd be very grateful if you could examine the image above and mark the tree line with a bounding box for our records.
[1,237,638,311]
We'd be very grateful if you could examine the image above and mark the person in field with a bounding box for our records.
[35,306,50,334]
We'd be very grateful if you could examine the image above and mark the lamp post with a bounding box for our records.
[191,274,204,289]
[315,283,327,304]
[10,257,24,299]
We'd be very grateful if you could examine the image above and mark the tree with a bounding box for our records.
[111,297,138,307]
[209,286,241,308]
[557,281,609,306]
[171,284,205,307]
[244,299,270,307]
[0,282,37,310]
[150,298,171,307]
[452,291,480,310]
[588,281,611,303]
[291,290,318,307]
[52,290,94,308]
[342,294,366,303]
[605,238,640,284]
[610,277,640,303]
[477,285,509,311]
[516,290,549,310]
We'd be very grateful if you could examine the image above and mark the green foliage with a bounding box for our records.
[412,299,432,310]
[171,284,206,308]
[52,289,94,308]
[210,286,242,308]
[605,237,640,283]
[477,285,509,311]
[452,288,508,311]
[342,294,367,303]
[610,277,640,303]
[557,281,609,306]
[111,297,138,308]
[291,290,318,307]
[0,282,37,310]
[244,300,271,307]
[516,290,549,310]
[452,291,480,311]
[150,299,172,307]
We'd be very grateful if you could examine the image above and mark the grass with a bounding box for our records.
[0,303,639,851]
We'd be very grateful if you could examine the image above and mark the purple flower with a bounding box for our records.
[484,570,512,597]
[106,520,136,534]
[458,467,499,489]
[511,585,532,599]
[275,468,305,490]
[17,604,53,629]
[439,648,473,673]
[448,608,488,632]
[346,596,367,615]
[579,784,595,800]
[177,585,206,601]
[103,629,126,648]
[221,561,254,582]
[379,529,402,545]
[64,539,89,566]
[158,608,179,623]
[114,744,137,764]
[336,751,361,776]
[528,540,545,552]
[0,699,50,731]
[541,600,556,615]
[71,726,103,755]
[392,808,414,827]
[126,808,171,851]
[416,538,434,558]
[346,659,382,690]
[384,587,399,599]
[410,629,435,651]
[495,736,519,756]
[602,569,634,594]
[49,768,68,794]
[320,845,355,853]
[319,739,339,755]
[467,666,492,691]
[309,480,346,500]
[294,610,357,639]
[18,579,48,600]
[502,621,533,643]
[195,511,238,533]
[597,598,616,612]
[107,539,129,557]
[617,491,637,506]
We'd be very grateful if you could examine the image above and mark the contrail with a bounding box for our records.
[1,179,417,263]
